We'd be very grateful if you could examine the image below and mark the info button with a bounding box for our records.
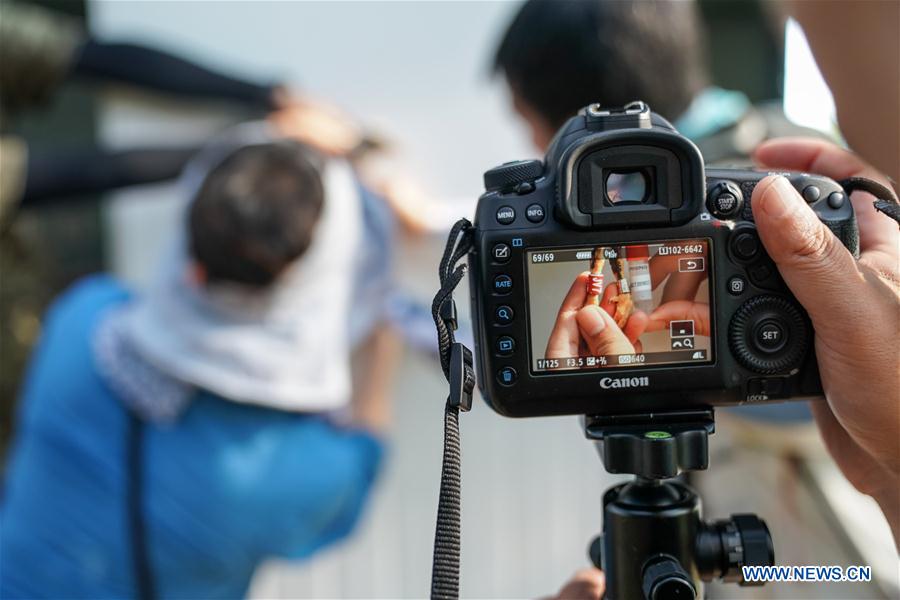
[526,203,545,223]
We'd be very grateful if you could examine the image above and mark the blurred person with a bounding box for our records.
[0,0,368,459]
[0,125,396,598]
[492,0,824,163]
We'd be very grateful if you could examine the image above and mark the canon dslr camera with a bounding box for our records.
[470,102,857,418]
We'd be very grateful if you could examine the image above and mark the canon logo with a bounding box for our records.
[600,376,650,389]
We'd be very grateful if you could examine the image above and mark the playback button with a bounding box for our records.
[496,336,515,356]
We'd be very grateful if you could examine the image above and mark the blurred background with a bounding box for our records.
[1,1,896,599]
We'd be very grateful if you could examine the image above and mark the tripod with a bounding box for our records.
[584,409,774,600]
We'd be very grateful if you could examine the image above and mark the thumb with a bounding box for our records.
[576,305,635,356]
[751,175,861,329]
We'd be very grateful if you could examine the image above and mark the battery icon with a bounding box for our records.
[576,250,592,260]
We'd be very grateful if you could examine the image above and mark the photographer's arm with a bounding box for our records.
[751,138,899,547]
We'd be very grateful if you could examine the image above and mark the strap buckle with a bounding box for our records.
[448,342,475,412]
[439,298,458,331]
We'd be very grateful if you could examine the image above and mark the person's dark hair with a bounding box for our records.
[493,0,709,129]
[189,142,325,287]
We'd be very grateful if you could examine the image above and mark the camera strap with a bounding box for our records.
[429,218,476,600]
[838,177,900,226]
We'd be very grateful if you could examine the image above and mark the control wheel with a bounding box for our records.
[728,296,809,374]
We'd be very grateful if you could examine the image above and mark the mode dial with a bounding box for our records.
[728,295,809,374]
[483,160,543,193]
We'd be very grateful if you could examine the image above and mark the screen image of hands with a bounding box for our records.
[545,271,649,358]
[544,251,710,362]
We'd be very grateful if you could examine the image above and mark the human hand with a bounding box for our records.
[751,138,899,543]
[268,91,362,157]
[546,272,649,359]
[648,251,706,303]
[646,300,711,338]
[546,568,605,600]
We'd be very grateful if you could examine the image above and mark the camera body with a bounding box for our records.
[469,103,857,418]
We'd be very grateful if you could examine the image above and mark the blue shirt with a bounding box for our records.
[1,276,383,599]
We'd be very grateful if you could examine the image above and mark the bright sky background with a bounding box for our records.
[783,18,837,135]
[91,1,533,204]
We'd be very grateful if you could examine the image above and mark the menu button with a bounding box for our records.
[496,206,516,225]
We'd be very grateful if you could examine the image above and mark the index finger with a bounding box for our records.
[557,271,590,315]
[753,138,897,256]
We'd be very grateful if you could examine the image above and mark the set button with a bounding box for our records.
[753,319,788,354]
[493,274,513,294]
[496,206,515,225]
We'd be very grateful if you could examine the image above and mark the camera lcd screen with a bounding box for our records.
[526,239,712,373]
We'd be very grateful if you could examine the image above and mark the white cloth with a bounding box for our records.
[108,124,364,414]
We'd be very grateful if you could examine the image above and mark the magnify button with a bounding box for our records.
[683,338,694,349]
[495,305,514,325]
